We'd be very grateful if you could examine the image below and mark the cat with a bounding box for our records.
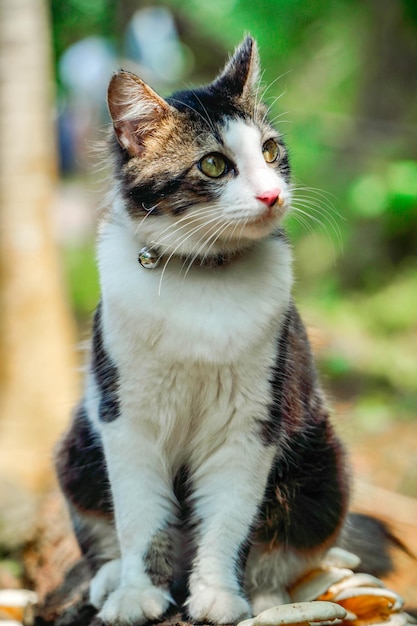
[56,36,350,625]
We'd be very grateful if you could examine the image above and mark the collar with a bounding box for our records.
[137,245,243,270]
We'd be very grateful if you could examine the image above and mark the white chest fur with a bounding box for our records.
[97,217,293,366]
[91,217,293,473]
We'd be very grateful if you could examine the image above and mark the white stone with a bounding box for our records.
[253,601,347,626]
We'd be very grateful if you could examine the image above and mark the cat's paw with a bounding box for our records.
[90,559,121,608]
[97,584,172,625]
[187,585,251,624]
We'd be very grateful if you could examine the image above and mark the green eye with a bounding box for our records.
[262,138,280,163]
[199,153,228,178]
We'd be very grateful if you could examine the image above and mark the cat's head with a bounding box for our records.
[107,36,291,262]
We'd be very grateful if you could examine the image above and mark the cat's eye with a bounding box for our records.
[262,139,280,164]
[199,153,228,178]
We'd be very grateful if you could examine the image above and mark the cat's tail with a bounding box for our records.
[340,511,414,577]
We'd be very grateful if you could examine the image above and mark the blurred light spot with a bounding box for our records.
[349,174,388,217]
[59,36,116,102]
[125,7,186,83]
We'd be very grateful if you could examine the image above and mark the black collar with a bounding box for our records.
[137,246,245,270]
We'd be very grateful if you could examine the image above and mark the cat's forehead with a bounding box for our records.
[166,86,270,153]
[167,86,249,126]
[166,85,271,140]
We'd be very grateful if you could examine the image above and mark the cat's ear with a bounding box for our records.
[213,36,260,100]
[107,70,172,156]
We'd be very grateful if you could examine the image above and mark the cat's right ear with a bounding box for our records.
[107,71,172,157]
[212,36,260,102]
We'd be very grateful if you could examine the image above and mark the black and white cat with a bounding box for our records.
[56,37,349,625]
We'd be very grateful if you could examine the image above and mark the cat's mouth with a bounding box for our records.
[209,215,281,249]
[238,198,287,234]
[253,204,283,224]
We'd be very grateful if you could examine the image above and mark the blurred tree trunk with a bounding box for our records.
[0,0,78,518]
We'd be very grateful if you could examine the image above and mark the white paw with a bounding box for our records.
[98,584,172,625]
[188,585,251,624]
[251,590,290,615]
[90,559,121,609]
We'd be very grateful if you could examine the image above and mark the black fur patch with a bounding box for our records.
[124,172,220,218]
[277,150,290,182]
[258,420,348,551]
[56,404,113,516]
[257,301,349,550]
[123,171,185,216]
[173,465,192,522]
[92,303,120,423]
[168,88,247,129]
[261,310,291,445]
[262,302,321,446]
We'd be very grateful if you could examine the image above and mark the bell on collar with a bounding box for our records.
[138,247,160,269]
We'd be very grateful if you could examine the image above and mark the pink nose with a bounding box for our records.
[256,188,281,207]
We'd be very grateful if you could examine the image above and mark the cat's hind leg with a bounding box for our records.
[56,406,123,609]
[246,420,349,612]
[65,499,124,611]
[245,544,322,613]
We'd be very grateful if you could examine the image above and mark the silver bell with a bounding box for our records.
[138,247,160,269]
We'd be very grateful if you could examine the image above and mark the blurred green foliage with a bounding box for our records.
[50,0,417,423]
[62,240,99,323]
[50,0,116,74]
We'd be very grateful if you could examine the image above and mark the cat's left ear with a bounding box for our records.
[212,36,260,101]
[107,70,173,157]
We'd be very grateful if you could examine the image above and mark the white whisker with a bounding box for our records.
[291,196,343,251]
[133,201,164,235]
[182,220,230,278]
[289,183,344,255]
[137,203,222,245]
[151,206,225,249]
[157,214,228,294]
[260,70,292,103]
[291,184,341,214]
[267,111,292,126]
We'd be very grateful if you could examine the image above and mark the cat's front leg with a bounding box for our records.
[187,434,276,624]
[91,421,175,626]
